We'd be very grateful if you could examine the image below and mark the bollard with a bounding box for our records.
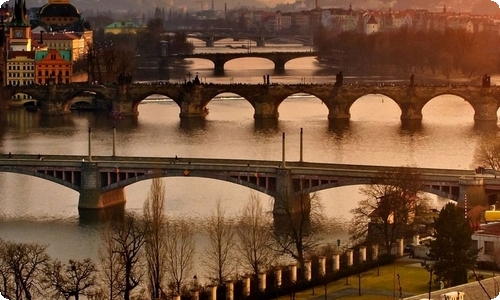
[208,285,217,300]
[242,276,250,297]
[304,260,312,281]
[318,256,326,277]
[226,280,234,300]
[333,253,340,271]
[275,268,282,287]
[289,264,297,283]
[258,272,267,291]
[397,238,404,257]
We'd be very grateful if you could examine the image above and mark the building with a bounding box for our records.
[9,0,32,51]
[32,32,84,61]
[104,21,140,35]
[38,0,81,27]
[35,49,72,84]
[6,51,35,86]
[472,222,500,267]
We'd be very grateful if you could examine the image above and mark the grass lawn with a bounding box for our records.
[280,259,435,300]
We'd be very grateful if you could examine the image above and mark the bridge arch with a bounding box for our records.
[0,168,80,192]
[103,172,273,197]
[422,92,473,109]
[132,92,182,114]
[275,92,328,120]
[347,93,402,120]
[223,57,275,70]
[63,90,111,112]
[203,92,255,119]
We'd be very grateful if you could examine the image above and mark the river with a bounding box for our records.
[0,39,497,280]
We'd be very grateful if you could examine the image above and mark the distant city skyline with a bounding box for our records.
[11,0,500,15]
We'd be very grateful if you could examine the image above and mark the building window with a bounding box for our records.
[485,241,495,255]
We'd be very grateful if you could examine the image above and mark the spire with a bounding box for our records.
[11,0,29,27]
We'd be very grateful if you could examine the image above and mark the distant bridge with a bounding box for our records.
[5,83,500,126]
[0,154,496,213]
[176,51,319,72]
[184,31,313,47]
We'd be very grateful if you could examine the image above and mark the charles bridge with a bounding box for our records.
[0,154,495,213]
[4,82,500,124]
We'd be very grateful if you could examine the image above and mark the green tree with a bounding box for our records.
[425,203,479,287]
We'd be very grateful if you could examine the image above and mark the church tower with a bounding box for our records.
[9,0,31,51]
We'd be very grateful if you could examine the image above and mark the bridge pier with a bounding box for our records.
[273,168,311,231]
[113,85,138,116]
[40,84,71,115]
[214,59,225,73]
[179,85,209,119]
[399,103,423,122]
[327,101,350,123]
[78,162,126,209]
[472,95,498,122]
[458,177,484,208]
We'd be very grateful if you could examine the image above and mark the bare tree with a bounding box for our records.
[42,258,98,300]
[0,240,50,300]
[98,221,124,300]
[236,192,275,275]
[203,200,236,285]
[271,188,324,276]
[474,136,500,171]
[350,167,427,254]
[101,213,147,300]
[165,220,195,295]
[143,177,168,300]
[0,240,13,298]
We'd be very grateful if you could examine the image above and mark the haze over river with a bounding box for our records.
[0,39,498,278]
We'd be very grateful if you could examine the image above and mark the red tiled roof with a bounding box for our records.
[32,32,80,40]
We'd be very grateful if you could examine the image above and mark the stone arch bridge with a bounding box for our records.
[5,83,500,124]
[0,154,497,214]
[177,51,319,72]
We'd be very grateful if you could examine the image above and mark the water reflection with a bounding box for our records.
[78,203,126,225]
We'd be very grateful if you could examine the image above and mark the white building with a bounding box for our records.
[472,222,500,266]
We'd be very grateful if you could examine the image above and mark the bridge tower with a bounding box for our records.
[78,162,126,209]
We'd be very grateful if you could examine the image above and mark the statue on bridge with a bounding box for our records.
[193,74,201,85]
[334,71,343,87]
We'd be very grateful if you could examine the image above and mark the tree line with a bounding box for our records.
[82,18,195,84]
[314,27,500,83]
[0,174,327,300]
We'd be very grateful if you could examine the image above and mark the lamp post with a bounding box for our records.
[299,128,303,163]
[281,132,286,168]
[112,123,116,157]
[88,127,92,162]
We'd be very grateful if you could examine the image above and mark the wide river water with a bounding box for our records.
[0,39,498,281]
